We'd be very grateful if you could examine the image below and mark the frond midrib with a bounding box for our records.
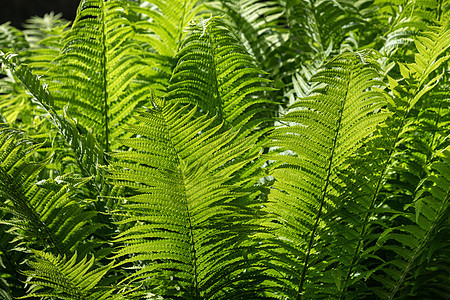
[160,104,201,299]
[296,61,353,299]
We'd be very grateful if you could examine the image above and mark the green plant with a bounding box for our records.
[0,0,449,299]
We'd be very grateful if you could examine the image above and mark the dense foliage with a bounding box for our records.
[0,0,449,299]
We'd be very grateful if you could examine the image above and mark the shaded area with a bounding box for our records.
[0,0,79,28]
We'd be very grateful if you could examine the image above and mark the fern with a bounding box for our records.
[0,22,28,53]
[48,0,150,153]
[128,0,206,95]
[21,251,116,300]
[1,0,450,298]
[373,148,450,299]
[0,53,105,185]
[109,97,266,298]
[360,23,450,298]
[22,12,69,74]
[209,0,286,68]
[264,51,389,298]
[168,17,276,129]
[0,128,100,256]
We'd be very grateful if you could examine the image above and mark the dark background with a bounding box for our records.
[0,0,79,28]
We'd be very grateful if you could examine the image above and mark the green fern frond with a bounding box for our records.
[48,0,151,153]
[22,12,69,47]
[209,0,285,66]
[21,250,116,300]
[371,147,450,299]
[127,0,205,94]
[409,218,450,299]
[375,0,450,56]
[0,128,100,255]
[330,22,450,298]
[265,51,388,298]
[0,15,66,135]
[22,13,69,74]
[0,23,29,53]
[168,17,276,130]
[0,52,105,185]
[109,98,265,298]
[355,23,450,298]
[0,180,29,298]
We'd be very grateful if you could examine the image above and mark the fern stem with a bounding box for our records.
[437,0,443,21]
[297,65,352,299]
[179,162,200,299]
[101,0,109,154]
[166,112,200,298]
[427,97,443,163]
[207,30,224,123]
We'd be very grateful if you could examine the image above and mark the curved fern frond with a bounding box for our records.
[0,15,66,135]
[128,0,205,95]
[109,98,265,298]
[374,0,450,56]
[21,251,116,300]
[0,184,29,299]
[22,13,69,74]
[168,17,276,130]
[265,51,388,298]
[0,128,99,256]
[208,0,285,65]
[350,23,450,298]
[0,52,104,186]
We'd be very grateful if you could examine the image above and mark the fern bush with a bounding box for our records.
[0,0,449,299]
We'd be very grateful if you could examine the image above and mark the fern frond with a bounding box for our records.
[109,98,266,298]
[409,217,450,299]
[265,51,388,298]
[127,0,205,94]
[0,52,104,185]
[168,17,276,130]
[0,212,27,297]
[0,22,29,53]
[0,15,66,135]
[0,128,100,255]
[372,147,450,299]
[22,13,69,74]
[330,22,450,298]
[374,0,449,56]
[47,0,152,153]
[208,0,285,66]
[21,251,116,300]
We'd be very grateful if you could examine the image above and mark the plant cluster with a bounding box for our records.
[0,0,449,299]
